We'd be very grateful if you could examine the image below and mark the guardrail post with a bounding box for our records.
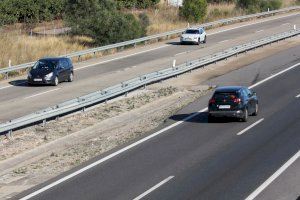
[78,55,81,62]
[5,130,13,140]
[82,107,86,112]
[5,72,9,79]
[42,119,46,127]
[125,92,128,97]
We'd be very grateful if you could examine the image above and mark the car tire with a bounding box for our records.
[252,103,258,116]
[241,108,248,122]
[203,36,207,44]
[68,72,74,82]
[52,76,59,86]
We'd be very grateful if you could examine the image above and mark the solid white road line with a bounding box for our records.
[245,150,300,200]
[133,176,175,200]
[296,93,300,98]
[0,81,27,91]
[255,29,264,33]
[218,39,229,44]
[281,23,290,26]
[249,62,300,89]
[207,12,299,36]
[24,88,61,99]
[74,45,170,71]
[19,61,300,200]
[237,118,264,135]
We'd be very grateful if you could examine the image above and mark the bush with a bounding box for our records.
[0,0,65,25]
[116,0,159,9]
[180,0,208,22]
[260,0,282,11]
[64,0,147,45]
[236,0,282,13]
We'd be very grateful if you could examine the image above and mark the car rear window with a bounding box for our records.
[214,92,238,101]
[185,29,199,34]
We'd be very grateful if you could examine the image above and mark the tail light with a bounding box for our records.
[233,98,241,104]
[209,98,216,104]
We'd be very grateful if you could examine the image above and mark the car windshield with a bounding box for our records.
[214,92,238,101]
[33,60,58,70]
[185,29,199,34]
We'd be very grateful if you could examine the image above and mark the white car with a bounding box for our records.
[180,28,207,45]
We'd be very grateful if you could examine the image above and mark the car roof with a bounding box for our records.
[39,57,68,61]
[215,86,246,93]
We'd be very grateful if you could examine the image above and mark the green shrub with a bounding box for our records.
[116,0,159,9]
[260,0,282,11]
[0,0,65,25]
[180,0,208,22]
[64,0,147,45]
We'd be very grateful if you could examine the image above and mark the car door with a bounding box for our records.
[199,28,204,41]
[241,89,250,111]
[57,60,67,81]
[246,88,255,113]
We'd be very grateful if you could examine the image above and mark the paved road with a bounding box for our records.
[15,37,300,200]
[0,13,299,122]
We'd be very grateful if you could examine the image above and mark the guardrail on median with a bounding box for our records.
[0,6,299,77]
[1,29,299,135]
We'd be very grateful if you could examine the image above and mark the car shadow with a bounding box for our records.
[170,112,239,123]
[8,79,40,87]
[166,41,182,46]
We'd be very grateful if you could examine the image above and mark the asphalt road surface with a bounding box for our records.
[0,13,299,122]
[15,35,300,200]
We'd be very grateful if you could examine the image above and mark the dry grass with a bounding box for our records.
[143,4,187,35]
[206,3,244,22]
[0,30,92,69]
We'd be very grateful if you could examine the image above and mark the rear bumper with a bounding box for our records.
[209,110,244,118]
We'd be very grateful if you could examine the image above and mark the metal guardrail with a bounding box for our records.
[0,6,299,77]
[1,29,299,135]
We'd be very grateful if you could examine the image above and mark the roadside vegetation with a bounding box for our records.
[0,0,297,70]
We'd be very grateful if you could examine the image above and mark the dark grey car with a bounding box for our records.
[28,57,74,86]
[208,86,258,122]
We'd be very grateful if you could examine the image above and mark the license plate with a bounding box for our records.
[34,78,42,81]
[219,105,230,109]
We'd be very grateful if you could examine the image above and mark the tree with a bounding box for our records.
[180,0,208,22]
[64,0,147,45]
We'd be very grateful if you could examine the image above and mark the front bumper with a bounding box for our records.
[209,110,244,118]
[180,38,198,44]
[27,77,53,85]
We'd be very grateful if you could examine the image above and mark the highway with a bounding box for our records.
[15,37,300,200]
[0,13,299,122]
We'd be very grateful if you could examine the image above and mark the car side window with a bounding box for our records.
[61,60,69,69]
[241,89,248,99]
[246,88,253,97]
[200,29,203,34]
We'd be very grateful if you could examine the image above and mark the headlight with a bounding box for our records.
[45,72,53,80]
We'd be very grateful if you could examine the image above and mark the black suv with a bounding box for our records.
[208,86,258,122]
[28,57,74,86]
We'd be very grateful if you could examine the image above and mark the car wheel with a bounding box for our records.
[252,103,258,116]
[68,72,74,82]
[241,108,248,122]
[52,76,59,86]
[203,36,207,43]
